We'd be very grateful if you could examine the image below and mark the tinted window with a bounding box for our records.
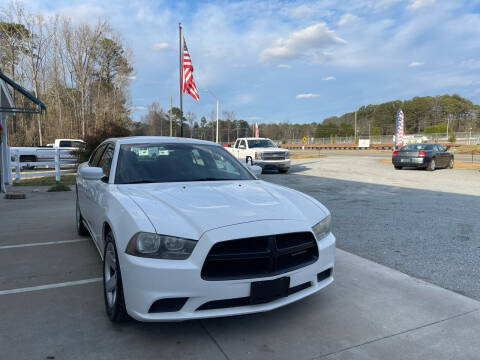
[400,144,429,151]
[89,144,106,166]
[98,145,114,178]
[114,143,255,184]
[59,140,84,148]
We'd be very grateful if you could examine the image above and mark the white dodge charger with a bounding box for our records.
[76,136,335,322]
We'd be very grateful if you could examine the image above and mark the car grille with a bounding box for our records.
[262,152,286,161]
[201,232,319,280]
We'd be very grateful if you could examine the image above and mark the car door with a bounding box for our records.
[434,145,448,166]
[89,143,115,249]
[79,144,107,228]
[238,140,247,162]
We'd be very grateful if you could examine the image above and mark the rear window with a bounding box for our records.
[400,144,431,151]
[59,140,84,148]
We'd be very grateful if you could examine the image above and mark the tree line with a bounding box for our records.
[1,1,133,146]
[316,94,480,139]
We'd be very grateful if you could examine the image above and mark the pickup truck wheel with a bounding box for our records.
[76,196,89,236]
[278,169,289,174]
[103,233,128,323]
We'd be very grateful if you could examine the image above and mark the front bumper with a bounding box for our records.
[253,159,291,170]
[120,220,335,321]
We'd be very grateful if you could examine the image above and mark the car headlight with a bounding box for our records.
[312,215,331,241]
[285,152,290,159]
[126,232,197,260]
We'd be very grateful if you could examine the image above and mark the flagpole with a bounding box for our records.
[179,22,183,137]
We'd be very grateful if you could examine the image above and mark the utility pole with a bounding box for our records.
[354,107,357,144]
[202,90,219,143]
[179,23,183,137]
[169,96,173,137]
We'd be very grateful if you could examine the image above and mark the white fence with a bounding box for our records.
[10,148,77,183]
[284,132,480,145]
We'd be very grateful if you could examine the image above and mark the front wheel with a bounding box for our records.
[103,233,128,322]
[448,157,454,169]
[394,165,402,170]
[427,158,436,171]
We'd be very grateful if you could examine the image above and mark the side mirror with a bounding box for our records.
[245,157,262,176]
[80,167,104,181]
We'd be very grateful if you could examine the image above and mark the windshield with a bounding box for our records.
[115,143,255,184]
[247,139,277,148]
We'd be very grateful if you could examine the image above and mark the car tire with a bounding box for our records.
[427,158,436,171]
[448,157,454,169]
[394,166,402,170]
[76,195,89,236]
[278,169,289,174]
[103,233,128,323]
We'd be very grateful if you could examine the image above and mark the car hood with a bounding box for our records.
[118,180,327,240]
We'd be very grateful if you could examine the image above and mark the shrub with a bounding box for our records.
[449,133,456,143]
[74,121,131,163]
[47,183,71,192]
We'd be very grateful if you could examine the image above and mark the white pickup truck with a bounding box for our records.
[226,137,290,173]
[10,138,85,165]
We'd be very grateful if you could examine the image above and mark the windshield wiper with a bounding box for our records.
[122,179,155,184]
[190,177,231,181]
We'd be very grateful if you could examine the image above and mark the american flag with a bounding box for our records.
[182,37,199,101]
[395,109,404,148]
[254,123,259,138]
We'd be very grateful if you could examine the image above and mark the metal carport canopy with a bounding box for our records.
[0,69,46,193]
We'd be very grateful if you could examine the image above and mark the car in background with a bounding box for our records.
[392,143,454,171]
[76,137,335,322]
[226,137,290,173]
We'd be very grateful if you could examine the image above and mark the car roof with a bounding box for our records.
[103,136,220,146]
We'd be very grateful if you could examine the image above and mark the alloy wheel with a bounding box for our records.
[104,242,118,308]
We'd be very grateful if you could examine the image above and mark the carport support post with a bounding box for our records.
[1,111,8,193]
[55,148,60,182]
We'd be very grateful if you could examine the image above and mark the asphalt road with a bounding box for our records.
[291,149,480,162]
[262,155,480,299]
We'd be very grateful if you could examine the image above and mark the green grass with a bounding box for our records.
[47,183,72,192]
[13,173,77,186]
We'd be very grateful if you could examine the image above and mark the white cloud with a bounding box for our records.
[296,93,320,99]
[152,42,172,51]
[409,61,425,67]
[323,76,336,80]
[128,75,137,81]
[339,13,358,26]
[277,64,292,69]
[130,106,147,112]
[260,23,346,63]
[408,0,435,10]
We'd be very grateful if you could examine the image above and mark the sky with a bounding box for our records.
[13,0,480,124]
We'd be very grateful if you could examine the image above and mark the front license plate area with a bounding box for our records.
[250,277,290,305]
